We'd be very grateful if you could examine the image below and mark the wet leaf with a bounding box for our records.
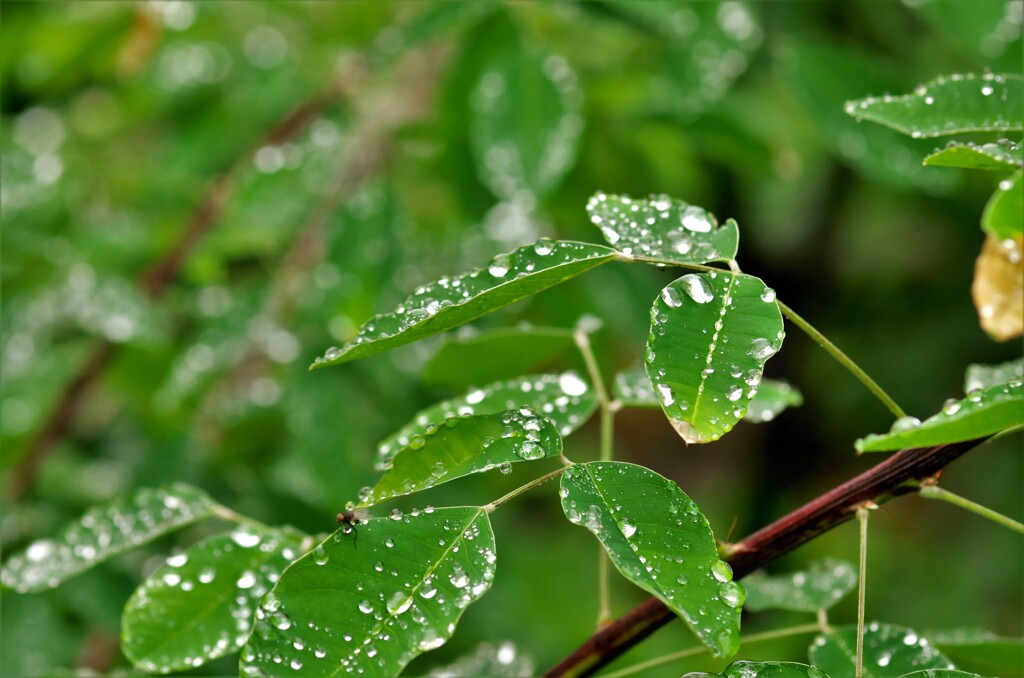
[964,357,1023,393]
[646,271,785,444]
[310,241,616,368]
[376,373,596,471]
[743,558,857,613]
[856,380,1022,452]
[1,484,217,594]
[587,192,739,264]
[239,507,496,677]
[613,366,659,408]
[360,408,561,507]
[744,379,804,423]
[425,640,533,677]
[422,325,575,389]
[560,462,742,657]
[923,141,1023,172]
[982,170,1023,238]
[685,661,831,678]
[972,233,1024,341]
[924,628,1024,676]
[810,624,955,677]
[845,73,1024,138]
[122,527,307,674]
[897,672,978,678]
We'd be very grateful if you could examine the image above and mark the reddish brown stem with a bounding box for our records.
[543,438,985,678]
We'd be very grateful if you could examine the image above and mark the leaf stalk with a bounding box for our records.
[918,483,1024,534]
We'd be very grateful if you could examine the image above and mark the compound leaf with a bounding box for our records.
[810,624,955,678]
[560,461,742,657]
[240,507,496,677]
[122,527,307,674]
[647,271,785,444]
[2,484,217,594]
[743,558,857,613]
[310,240,616,369]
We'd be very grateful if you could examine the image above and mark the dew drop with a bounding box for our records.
[679,274,714,304]
[711,560,734,582]
[661,286,684,308]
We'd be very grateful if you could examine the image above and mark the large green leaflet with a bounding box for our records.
[855,380,1023,452]
[376,372,596,471]
[586,192,739,264]
[310,240,616,368]
[964,357,1023,393]
[560,462,743,657]
[743,558,857,613]
[923,142,1023,172]
[240,507,496,677]
[925,628,1024,676]
[122,527,307,673]
[360,409,561,507]
[685,661,830,678]
[982,170,1023,238]
[647,271,785,444]
[845,73,1024,138]
[810,624,955,678]
[422,325,574,389]
[1,483,216,594]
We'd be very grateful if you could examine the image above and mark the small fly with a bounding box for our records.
[336,508,370,548]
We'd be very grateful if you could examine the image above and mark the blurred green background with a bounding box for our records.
[1,1,1021,675]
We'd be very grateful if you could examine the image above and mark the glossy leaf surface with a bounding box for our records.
[425,641,533,677]
[647,271,785,443]
[2,484,216,593]
[810,624,955,677]
[845,73,1024,137]
[376,373,595,471]
[587,192,739,264]
[965,357,1023,393]
[982,170,1023,237]
[685,661,830,678]
[855,380,1023,452]
[743,558,857,613]
[745,379,804,423]
[422,325,574,389]
[240,507,496,677]
[925,628,1024,676]
[122,527,307,673]
[360,408,561,507]
[923,141,1023,171]
[310,241,616,368]
[560,462,742,657]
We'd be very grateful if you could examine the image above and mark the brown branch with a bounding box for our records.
[543,438,986,678]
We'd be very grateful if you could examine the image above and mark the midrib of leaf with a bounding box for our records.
[324,508,485,678]
[690,273,739,427]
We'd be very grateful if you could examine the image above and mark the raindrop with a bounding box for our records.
[358,600,374,614]
[890,416,922,433]
[679,274,714,304]
[620,520,637,538]
[488,254,511,277]
[718,581,746,608]
[711,560,734,582]
[558,372,588,396]
[661,286,684,308]
[680,205,714,233]
[760,287,776,303]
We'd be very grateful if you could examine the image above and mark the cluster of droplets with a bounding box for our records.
[586,192,738,264]
[612,366,659,406]
[964,358,1023,394]
[241,509,496,676]
[424,640,531,676]
[2,484,214,593]
[811,623,955,673]
[743,557,856,612]
[311,240,612,367]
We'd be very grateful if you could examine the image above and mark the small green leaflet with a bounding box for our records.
[855,380,1022,452]
[425,641,533,677]
[982,170,1023,238]
[359,408,561,507]
[613,366,659,408]
[122,527,307,674]
[924,141,1023,172]
[587,192,739,264]
[647,271,785,444]
[2,483,216,594]
[310,240,616,369]
[844,73,1024,138]
[924,628,1024,676]
[239,507,496,677]
[810,624,955,678]
[560,462,743,657]
[422,325,575,389]
[684,661,830,678]
[376,372,596,471]
[897,672,978,677]
[965,357,1023,393]
[743,558,857,613]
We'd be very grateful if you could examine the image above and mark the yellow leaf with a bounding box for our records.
[972,234,1024,341]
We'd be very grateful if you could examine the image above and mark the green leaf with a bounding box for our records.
[845,73,1024,138]
[810,624,955,678]
[897,672,978,678]
[310,241,616,368]
[613,366,659,408]
[855,380,1023,452]
[422,325,574,389]
[983,170,1024,238]
[647,271,785,443]
[924,141,1023,172]
[360,408,562,507]
[122,526,307,674]
[1,484,217,594]
[426,641,533,677]
[376,372,596,471]
[745,379,804,423]
[560,462,742,657]
[743,558,857,613]
[686,661,831,678]
[965,357,1024,393]
[586,192,739,264]
[924,628,1024,676]
[239,507,496,677]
